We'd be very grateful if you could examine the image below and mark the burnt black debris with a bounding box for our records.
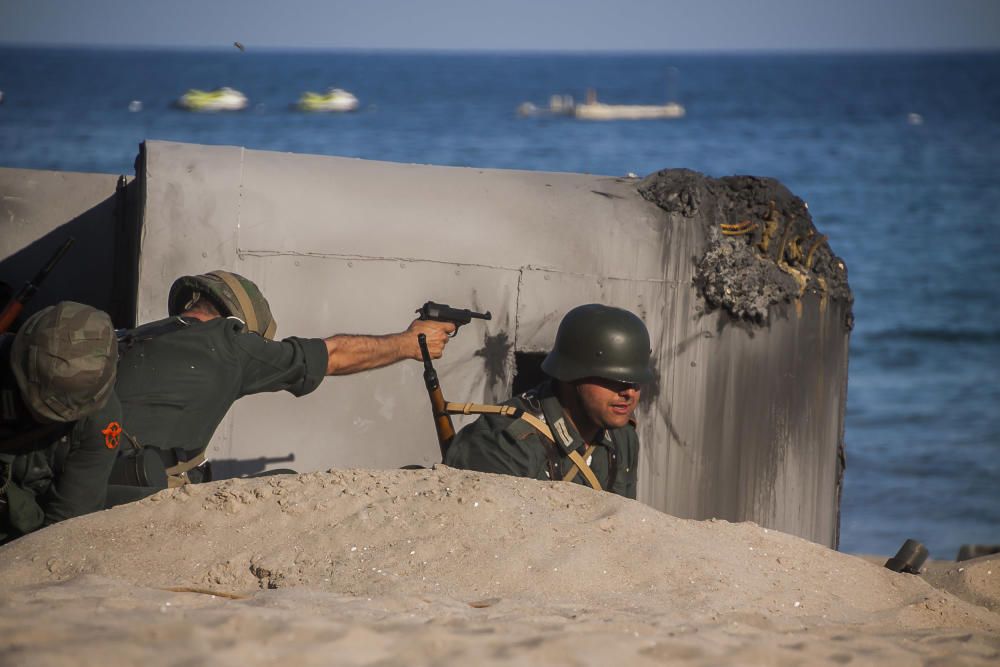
[638,169,853,324]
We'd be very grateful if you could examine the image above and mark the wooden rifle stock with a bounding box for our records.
[0,299,24,334]
[418,333,455,458]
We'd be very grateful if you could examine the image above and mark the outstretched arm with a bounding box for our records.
[324,318,455,375]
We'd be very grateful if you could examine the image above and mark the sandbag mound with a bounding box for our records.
[1,466,994,627]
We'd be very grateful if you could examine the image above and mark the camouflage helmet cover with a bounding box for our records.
[10,301,118,423]
[168,270,277,339]
[541,304,654,385]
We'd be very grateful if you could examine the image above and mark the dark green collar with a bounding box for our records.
[534,382,611,455]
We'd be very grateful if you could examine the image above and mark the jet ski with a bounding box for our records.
[296,88,359,112]
[176,87,248,112]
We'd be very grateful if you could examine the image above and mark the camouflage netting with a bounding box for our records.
[638,169,853,324]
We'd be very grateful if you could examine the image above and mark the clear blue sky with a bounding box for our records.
[1,0,998,52]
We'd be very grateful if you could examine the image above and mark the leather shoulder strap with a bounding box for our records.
[443,401,602,491]
[564,446,602,491]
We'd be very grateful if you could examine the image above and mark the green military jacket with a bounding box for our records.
[1,359,122,544]
[444,381,639,498]
[115,316,328,460]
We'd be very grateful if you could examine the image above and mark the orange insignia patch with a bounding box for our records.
[102,421,122,449]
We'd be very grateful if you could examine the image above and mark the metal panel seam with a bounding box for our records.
[514,267,524,361]
[235,249,676,286]
[236,146,245,254]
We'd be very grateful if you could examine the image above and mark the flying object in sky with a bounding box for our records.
[234,41,245,52]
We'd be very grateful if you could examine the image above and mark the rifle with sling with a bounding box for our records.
[418,333,456,457]
[415,301,491,456]
[0,238,75,333]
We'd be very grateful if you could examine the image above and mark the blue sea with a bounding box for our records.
[1,47,998,558]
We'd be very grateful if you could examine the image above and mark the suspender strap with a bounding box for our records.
[564,447,595,483]
[164,450,207,488]
[444,401,603,492]
[565,447,602,490]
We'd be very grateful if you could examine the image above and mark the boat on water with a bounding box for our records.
[176,87,248,112]
[296,88,359,112]
[572,88,684,121]
[516,94,575,118]
[519,68,686,121]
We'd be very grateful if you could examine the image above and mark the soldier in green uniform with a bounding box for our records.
[1,302,123,544]
[112,270,455,488]
[444,304,653,498]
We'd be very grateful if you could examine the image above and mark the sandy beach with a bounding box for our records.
[1,466,997,666]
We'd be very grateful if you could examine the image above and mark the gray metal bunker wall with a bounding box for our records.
[1,141,851,547]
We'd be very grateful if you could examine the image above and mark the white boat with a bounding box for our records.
[516,94,575,117]
[176,87,248,112]
[297,88,359,112]
[573,89,684,120]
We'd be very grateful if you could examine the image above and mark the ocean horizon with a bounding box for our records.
[1,46,998,557]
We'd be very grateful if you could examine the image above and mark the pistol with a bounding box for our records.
[416,301,491,335]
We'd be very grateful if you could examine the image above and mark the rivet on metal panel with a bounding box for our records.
[400,263,406,269]
[544,274,550,280]
[201,252,207,258]
[347,262,353,268]
[295,260,301,267]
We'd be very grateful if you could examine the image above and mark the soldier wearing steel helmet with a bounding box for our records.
[444,304,653,498]
[0,302,123,543]
[112,270,455,488]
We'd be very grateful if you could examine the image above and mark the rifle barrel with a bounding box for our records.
[30,237,75,286]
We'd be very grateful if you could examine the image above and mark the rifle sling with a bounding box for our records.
[443,401,603,492]
[164,450,207,488]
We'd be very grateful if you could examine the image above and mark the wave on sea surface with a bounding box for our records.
[863,327,1000,345]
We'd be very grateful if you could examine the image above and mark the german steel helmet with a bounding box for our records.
[10,302,118,423]
[168,270,277,339]
[541,304,654,384]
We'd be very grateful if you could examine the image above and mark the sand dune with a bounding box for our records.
[1,466,997,666]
